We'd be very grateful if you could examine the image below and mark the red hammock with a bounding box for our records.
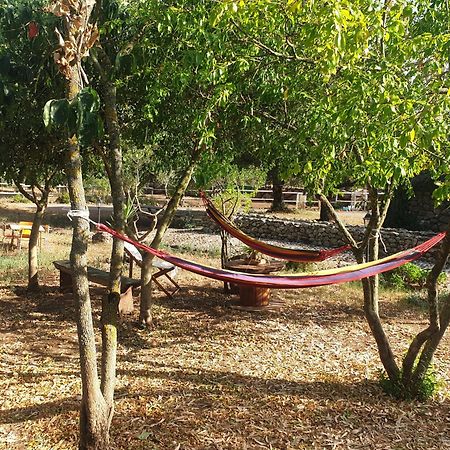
[200,192,351,262]
[95,222,444,289]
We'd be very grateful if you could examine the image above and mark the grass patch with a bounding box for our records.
[0,252,28,283]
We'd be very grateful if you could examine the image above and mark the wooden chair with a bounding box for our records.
[124,241,180,298]
[16,221,48,250]
[17,221,33,249]
[0,223,14,251]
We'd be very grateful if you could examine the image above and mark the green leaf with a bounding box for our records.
[409,129,415,142]
[43,99,70,130]
[115,53,137,77]
[75,87,101,146]
[0,55,11,76]
[137,431,151,440]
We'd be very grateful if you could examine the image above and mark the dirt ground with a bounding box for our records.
[0,203,449,449]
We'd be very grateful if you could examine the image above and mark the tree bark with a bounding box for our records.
[319,197,333,221]
[27,205,46,290]
[67,131,109,449]
[319,191,400,380]
[269,167,285,211]
[139,147,201,327]
[49,1,110,447]
[95,48,124,417]
[400,223,450,396]
[62,10,109,449]
[14,181,50,291]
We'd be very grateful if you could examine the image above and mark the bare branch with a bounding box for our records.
[317,193,360,251]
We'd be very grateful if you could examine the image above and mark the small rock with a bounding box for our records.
[92,231,112,243]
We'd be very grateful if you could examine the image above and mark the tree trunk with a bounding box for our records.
[50,1,109,447]
[27,205,46,291]
[13,181,50,291]
[64,30,109,450]
[96,50,124,415]
[67,131,110,449]
[220,229,231,293]
[400,223,450,397]
[269,167,285,211]
[318,191,400,380]
[319,198,333,221]
[139,147,201,327]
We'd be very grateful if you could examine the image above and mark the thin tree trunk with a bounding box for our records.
[139,147,201,327]
[400,223,450,395]
[96,49,124,417]
[50,1,109,447]
[270,167,285,211]
[220,229,231,293]
[67,131,109,449]
[319,198,333,221]
[27,205,46,290]
[318,191,400,380]
[64,26,109,450]
[14,181,50,291]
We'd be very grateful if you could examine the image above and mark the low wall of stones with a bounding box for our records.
[169,209,440,261]
[235,214,439,261]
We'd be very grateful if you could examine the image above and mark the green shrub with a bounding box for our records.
[85,177,111,203]
[381,263,447,290]
[11,193,31,203]
[379,365,441,401]
[404,292,428,308]
[284,261,317,273]
[56,191,70,204]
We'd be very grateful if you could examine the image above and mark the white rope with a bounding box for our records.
[67,209,97,226]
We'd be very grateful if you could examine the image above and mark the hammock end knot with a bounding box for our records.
[67,209,97,227]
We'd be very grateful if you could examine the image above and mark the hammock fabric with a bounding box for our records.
[200,192,351,262]
[95,222,445,289]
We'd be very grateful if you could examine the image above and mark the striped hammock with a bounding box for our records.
[95,222,444,289]
[200,192,351,262]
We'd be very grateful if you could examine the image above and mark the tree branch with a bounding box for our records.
[231,18,314,64]
[317,193,360,251]
[14,180,36,204]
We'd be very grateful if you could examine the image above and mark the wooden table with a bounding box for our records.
[224,259,285,308]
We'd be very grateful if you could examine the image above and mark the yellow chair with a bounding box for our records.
[17,221,33,250]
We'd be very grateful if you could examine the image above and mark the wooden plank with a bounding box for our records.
[53,260,140,292]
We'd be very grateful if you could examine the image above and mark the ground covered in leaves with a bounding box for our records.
[1,226,450,449]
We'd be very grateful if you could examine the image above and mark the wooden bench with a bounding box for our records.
[53,260,141,315]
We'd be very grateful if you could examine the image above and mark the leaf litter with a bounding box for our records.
[0,230,450,449]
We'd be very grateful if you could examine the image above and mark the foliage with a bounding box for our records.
[56,191,70,204]
[84,177,111,203]
[209,0,450,199]
[404,292,428,309]
[11,193,31,203]
[0,0,66,189]
[43,87,103,147]
[200,163,266,194]
[207,165,266,217]
[381,263,447,290]
[379,365,442,401]
[284,260,317,273]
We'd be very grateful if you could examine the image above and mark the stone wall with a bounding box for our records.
[400,191,450,232]
[234,214,440,261]
[168,208,441,261]
[384,172,450,232]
